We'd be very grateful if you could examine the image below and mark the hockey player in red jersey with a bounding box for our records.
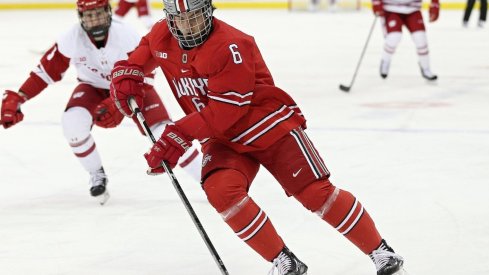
[110,0,405,273]
[0,0,201,205]
[114,0,155,29]
[372,0,439,80]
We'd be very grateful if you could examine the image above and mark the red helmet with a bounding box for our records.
[77,0,110,12]
[77,0,112,41]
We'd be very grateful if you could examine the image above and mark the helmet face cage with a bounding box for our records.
[77,0,112,41]
[164,0,213,48]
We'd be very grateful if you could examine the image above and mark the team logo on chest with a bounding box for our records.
[182,53,187,64]
[202,154,212,168]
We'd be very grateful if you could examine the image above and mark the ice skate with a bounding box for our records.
[380,59,390,79]
[478,20,485,28]
[269,246,308,275]
[370,239,406,275]
[89,167,110,205]
[419,65,438,81]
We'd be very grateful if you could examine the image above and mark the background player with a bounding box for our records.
[0,0,201,204]
[113,0,155,29]
[462,0,487,27]
[109,0,406,273]
[372,0,439,80]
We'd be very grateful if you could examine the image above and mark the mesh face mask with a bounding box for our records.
[79,6,112,41]
[164,0,213,48]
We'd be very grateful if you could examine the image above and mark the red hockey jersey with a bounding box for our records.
[128,18,306,153]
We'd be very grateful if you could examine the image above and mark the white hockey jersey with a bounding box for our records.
[32,19,141,90]
[383,0,422,14]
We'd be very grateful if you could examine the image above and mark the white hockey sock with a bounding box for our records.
[62,107,102,174]
[381,32,402,62]
[411,31,431,70]
[76,140,103,174]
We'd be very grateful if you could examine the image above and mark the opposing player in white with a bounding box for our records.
[372,0,439,80]
[0,0,202,205]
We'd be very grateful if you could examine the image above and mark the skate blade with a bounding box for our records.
[95,191,110,206]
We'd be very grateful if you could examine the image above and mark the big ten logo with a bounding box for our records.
[155,51,167,59]
[172,77,208,98]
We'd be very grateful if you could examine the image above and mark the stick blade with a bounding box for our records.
[339,84,351,92]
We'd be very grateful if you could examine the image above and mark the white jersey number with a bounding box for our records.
[192,97,205,112]
[229,44,242,64]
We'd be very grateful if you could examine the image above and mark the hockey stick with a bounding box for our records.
[128,98,229,275]
[339,16,378,93]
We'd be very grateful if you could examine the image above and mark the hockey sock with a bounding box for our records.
[225,197,284,261]
[321,189,382,254]
[70,134,102,173]
[114,0,134,17]
[204,170,284,261]
[296,180,382,254]
[62,107,102,173]
[381,32,402,62]
[411,31,430,69]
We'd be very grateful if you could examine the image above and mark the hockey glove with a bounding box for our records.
[94,97,124,128]
[429,1,440,22]
[110,60,145,117]
[144,125,192,175]
[372,0,384,17]
[1,90,27,129]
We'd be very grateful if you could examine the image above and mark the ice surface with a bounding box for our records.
[0,8,488,275]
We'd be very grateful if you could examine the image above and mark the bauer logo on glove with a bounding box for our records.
[167,132,190,151]
[144,125,192,174]
[112,68,144,79]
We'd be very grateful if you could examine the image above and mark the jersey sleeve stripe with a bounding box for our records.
[243,110,294,145]
[231,105,287,142]
[230,105,297,146]
[221,91,254,98]
[288,105,303,116]
[207,90,254,106]
[33,64,56,85]
[207,95,251,106]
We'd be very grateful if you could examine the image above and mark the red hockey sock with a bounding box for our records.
[321,189,382,254]
[295,180,382,254]
[225,198,284,261]
[114,0,134,17]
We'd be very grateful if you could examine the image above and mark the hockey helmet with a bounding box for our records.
[163,0,214,48]
[77,0,112,41]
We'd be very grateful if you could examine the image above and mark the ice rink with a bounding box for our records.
[1,6,488,275]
